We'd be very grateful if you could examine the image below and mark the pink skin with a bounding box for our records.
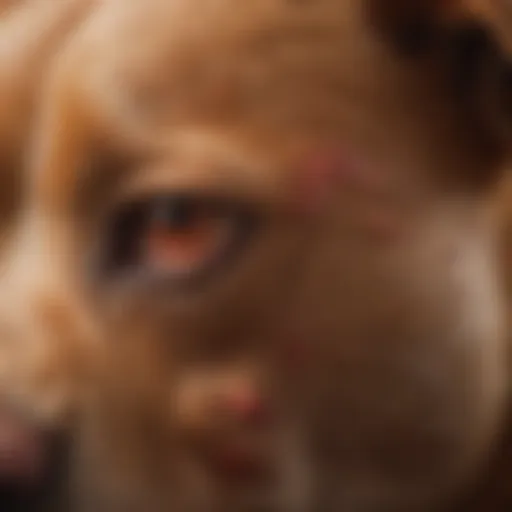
[222,388,269,427]
[293,146,403,239]
[291,148,348,215]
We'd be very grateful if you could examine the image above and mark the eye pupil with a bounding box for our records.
[153,197,199,231]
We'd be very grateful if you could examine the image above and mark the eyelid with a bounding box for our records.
[113,158,295,215]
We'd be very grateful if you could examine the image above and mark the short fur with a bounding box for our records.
[3,0,512,510]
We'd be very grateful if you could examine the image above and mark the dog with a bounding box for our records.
[4,0,512,510]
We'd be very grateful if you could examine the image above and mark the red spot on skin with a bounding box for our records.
[293,145,384,215]
[293,148,347,214]
[223,388,268,427]
[292,144,406,241]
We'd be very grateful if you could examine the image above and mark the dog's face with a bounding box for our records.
[3,0,512,510]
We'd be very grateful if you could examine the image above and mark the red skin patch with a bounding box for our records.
[292,145,404,240]
[222,388,269,427]
[292,148,349,214]
[293,146,384,212]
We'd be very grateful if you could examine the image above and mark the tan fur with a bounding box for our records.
[0,0,98,484]
[3,0,512,510]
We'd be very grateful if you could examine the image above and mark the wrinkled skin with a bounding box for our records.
[2,0,512,511]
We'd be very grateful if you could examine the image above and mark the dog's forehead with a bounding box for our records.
[66,0,424,136]
[37,0,467,214]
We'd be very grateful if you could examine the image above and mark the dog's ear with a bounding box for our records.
[369,0,512,157]
[440,1,512,155]
[367,0,452,57]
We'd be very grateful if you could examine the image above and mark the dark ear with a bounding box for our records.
[366,0,448,57]
[441,6,512,155]
[368,0,512,156]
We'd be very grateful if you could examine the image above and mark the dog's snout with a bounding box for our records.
[0,414,72,512]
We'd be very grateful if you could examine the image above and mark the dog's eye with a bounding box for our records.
[102,194,256,287]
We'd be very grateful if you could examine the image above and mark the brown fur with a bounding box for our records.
[0,0,98,493]
[3,0,512,510]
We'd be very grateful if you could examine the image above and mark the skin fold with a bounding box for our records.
[1,0,512,510]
